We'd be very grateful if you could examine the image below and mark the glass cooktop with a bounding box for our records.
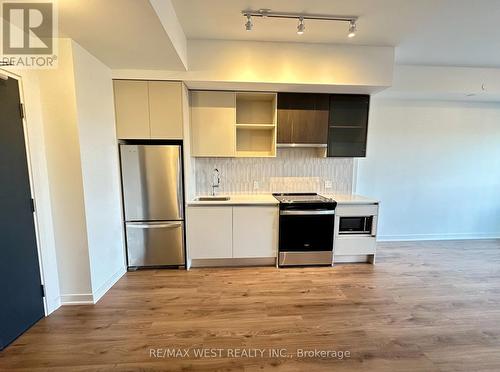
[272,193,333,204]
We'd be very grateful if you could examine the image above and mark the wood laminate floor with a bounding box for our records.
[1,240,500,371]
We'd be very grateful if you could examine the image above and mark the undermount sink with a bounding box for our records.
[195,196,230,201]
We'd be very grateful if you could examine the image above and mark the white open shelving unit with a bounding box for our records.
[235,92,277,157]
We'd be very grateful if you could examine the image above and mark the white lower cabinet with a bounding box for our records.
[187,207,233,259]
[333,203,379,263]
[334,236,376,256]
[233,206,278,258]
[187,206,278,260]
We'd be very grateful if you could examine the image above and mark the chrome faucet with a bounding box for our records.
[211,168,220,196]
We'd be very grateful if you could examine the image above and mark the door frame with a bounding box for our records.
[0,68,49,315]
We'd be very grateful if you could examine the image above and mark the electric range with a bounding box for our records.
[273,193,337,266]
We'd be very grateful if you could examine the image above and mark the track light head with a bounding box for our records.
[348,20,357,38]
[297,17,305,35]
[245,14,253,31]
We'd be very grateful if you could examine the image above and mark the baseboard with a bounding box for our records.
[60,293,94,305]
[334,254,374,264]
[191,257,276,268]
[45,296,61,315]
[58,266,126,306]
[378,232,500,242]
[92,266,127,304]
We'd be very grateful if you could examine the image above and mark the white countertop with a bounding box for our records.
[323,193,379,205]
[188,193,378,206]
[187,194,279,206]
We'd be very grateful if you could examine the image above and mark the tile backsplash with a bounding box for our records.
[194,148,354,195]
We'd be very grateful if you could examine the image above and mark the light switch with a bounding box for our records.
[253,181,259,190]
[324,180,333,189]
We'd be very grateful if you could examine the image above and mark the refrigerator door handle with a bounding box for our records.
[127,222,183,229]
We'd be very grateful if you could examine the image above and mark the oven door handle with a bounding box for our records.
[280,210,335,216]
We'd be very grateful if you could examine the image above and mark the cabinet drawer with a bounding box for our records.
[334,237,376,256]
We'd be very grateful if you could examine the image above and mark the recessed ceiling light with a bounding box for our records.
[245,14,253,31]
[348,20,357,38]
[297,17,305,35]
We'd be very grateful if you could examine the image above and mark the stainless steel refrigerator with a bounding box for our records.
[120,144,185,268]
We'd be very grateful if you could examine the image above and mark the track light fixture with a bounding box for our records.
[348,20,357,38]
[297,17,305,35]
[245,14,253,31]
[242,9,359,38]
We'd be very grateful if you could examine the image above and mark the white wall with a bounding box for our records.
[186,40,394,90]
[381,65,500,102]
[36,39,94,302]
[15,39,126,306]
[113,40,394,94]
[357,98,500,240]
[71,41,126,302]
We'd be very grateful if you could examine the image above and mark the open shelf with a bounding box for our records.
[236,123,276,130]
[235,92,277,158]
[235,151,277,158]
[236,126,276,158]
[236,92,277,125]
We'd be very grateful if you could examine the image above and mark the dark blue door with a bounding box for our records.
[0,75,44,350]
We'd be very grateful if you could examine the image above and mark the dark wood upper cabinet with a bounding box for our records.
[327,94,370,158]
[277,92,370,157]
[277,93,329,144]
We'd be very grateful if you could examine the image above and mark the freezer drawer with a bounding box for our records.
[120,145,183,221]
[126,221,185,267]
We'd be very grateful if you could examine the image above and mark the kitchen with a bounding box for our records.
[1,1,500,370]
[115,86,379,269]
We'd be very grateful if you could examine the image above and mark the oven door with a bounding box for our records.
[279,210,335,252]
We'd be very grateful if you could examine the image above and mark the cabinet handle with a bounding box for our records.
[280,210,335,216]
[127,222,182,229]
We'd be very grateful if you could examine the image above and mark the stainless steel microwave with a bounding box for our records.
[339,216,373,235]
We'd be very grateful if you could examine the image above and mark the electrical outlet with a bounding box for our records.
[324,180,333,189]
[253,181,259,190]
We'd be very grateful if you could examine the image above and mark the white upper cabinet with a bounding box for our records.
[190,91,278,158]
[113,80,183,140]
[190,91,236,157]
[232,206,278,258]
[149,81,183,139]
[114,80,150,139]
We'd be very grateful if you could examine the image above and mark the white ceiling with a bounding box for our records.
[57,0,500,70]
[172,0,500,68]
[58,0,185,70]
